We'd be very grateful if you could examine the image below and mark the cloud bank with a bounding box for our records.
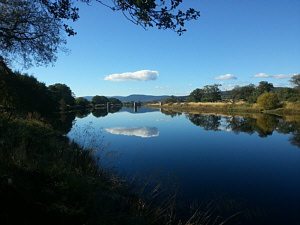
[215,74,237,80]
[154,86,172,89]
[253,73,270,78]
[104,70,159,82]
[105,127,159,138]
[273,74,293,79]
[253,73,294,79]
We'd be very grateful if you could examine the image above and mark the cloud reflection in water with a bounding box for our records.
[105,127,159,138]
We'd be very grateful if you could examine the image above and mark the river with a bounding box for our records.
[67,106,300,224]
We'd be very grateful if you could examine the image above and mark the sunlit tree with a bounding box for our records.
[257,92,279,110]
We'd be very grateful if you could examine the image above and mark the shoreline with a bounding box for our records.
[146,102,300,116]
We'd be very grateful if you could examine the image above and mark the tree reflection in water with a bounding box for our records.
[185,113,300,148]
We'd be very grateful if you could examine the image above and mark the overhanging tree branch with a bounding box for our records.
[0,0,200,67]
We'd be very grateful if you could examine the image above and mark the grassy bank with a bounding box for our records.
[147,101,300,115]
[0,113,174,225]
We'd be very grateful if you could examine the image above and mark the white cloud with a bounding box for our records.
[220,84,235,91]
[253,73,295,80]
[105,127,159,138]
[104,70,159,82]
[174,91,191,95]
[273,74,293,79]
[188,84,193,86]
[253,73,270,78]
[215,74,237,80]
[154,86,172,89]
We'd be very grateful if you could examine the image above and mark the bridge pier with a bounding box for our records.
[107,102,110,113]
[133,102,137,112]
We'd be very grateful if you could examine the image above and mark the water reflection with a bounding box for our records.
[119,106,160,114]
[76,109,91,118]
[160,109,182,117]
[92,109,108,118]
[187,114,221,131]
[185,113,300,147]
[69,106,300,148]
[48,112,76,134]
[105,127,159,138]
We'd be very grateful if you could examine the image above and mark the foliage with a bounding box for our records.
[76,97,90,108]
[0,59,57,116]
[256,81,274,93]
[0,59,79,116]
[188,88,204,102]
[290,74,300,87]
[202,84,222,102]
[102,0,200,35]
[48,83,76,109]
[230,84,255,103]
[92,95,109,105]
[248,81,274,103]
[161,95,178,104]
[0,0,199,67]
[0,0,68,67]
[257,92,279,110]
[275,87,299,102]
[188,84,222,103]
[108,97,122,105]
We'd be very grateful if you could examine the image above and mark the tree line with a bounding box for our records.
[162,77,300,110]
[0,58,121,118]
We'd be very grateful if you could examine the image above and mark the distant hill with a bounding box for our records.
[81,94,175,102]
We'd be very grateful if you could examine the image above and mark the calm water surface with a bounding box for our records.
[67,107,300,224]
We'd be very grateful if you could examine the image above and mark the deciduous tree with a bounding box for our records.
[248,81,274,103]
[230,84,255,103]
[188,88,204,102]
[257,92,279,110]
[48,83,76,108]
[0,0,67,67]
[202,84,222,102]
[76,97,90,108]
[108,97,122,105]
[290,74,300,87]
[0,0,200,67]
[92,95,108,105]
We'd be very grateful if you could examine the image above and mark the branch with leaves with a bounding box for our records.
[0,0,200,67]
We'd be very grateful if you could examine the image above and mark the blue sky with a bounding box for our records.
[22,0,300,97]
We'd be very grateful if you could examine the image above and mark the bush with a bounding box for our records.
[257,92,279,110]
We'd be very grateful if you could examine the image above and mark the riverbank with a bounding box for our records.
[1,112,245,225]
[0,113,178,225]
[147,101,300,115]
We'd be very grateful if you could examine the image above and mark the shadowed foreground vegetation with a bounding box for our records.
[0,112,251,225]
[0,113,164,225]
